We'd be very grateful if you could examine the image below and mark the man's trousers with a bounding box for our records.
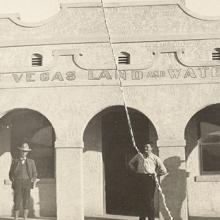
[13,179,31,210]
[137,173,156,220]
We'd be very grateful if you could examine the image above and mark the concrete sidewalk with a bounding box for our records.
[0,218,56,220]
[85,216,159,220]
[0,216,159,220]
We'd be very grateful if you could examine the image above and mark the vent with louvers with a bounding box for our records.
[118,52,130,64]
[212,48,220,61]
[32,53,43,66]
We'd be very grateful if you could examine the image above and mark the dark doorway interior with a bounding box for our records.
[102,108,150,216]
[7,109,55,179]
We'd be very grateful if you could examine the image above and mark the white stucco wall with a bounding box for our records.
[83,115,104,216]
[1,1,220,219]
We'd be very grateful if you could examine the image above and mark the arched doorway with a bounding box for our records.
[0,108,56,217]
[185,104,220,219]
[83,106,158,218]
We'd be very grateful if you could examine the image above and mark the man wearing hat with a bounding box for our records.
[9,143,37,220]
[129,143,167,220]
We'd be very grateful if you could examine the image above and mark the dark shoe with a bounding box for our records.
[139,217,146,220]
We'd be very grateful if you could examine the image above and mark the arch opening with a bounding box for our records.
[185,104,220,218]
[185,104,220,161]
[83,105,158,218]
[0,108,56,218]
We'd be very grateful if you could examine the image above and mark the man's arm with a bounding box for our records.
[31,160,37,182]
[128,154,139,172]
[155,157,167,176]
[9,159,15,182]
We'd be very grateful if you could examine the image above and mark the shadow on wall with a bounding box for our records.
[185,115,199,160]
[160,156,188,220]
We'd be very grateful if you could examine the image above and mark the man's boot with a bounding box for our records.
[14,210,19,220]
[148,215,155,220]
[24,209,29,220]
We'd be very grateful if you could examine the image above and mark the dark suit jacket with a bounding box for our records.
[9,158,37,183]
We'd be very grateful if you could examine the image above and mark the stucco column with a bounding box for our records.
[157,140,188,220]
[55,139,84,220]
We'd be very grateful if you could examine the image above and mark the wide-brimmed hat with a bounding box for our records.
[17,143,32,151]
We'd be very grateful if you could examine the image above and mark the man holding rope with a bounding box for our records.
[129,143,167,220]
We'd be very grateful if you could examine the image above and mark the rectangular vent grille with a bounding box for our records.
[32,58,42,66]
[118,53,130,64]
[212,52,220,61]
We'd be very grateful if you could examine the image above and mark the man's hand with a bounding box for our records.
[31,178,40,188]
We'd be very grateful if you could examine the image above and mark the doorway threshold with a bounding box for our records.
[85,215,159,220]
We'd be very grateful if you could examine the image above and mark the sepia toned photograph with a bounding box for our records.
[0,0,220,220]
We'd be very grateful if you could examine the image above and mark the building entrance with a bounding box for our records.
[102,109,150,215]
[83,106,158,218]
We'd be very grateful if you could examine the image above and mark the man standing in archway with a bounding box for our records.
[129,143,167,220]
[9,143,37,220]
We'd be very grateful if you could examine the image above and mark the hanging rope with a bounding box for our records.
[100,1,173,219]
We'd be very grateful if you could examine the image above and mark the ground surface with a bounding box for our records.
[0,216,159,220]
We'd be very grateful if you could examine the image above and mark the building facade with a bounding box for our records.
[0,0,220,219]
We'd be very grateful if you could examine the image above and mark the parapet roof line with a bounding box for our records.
[0,13,20,19]
[0,10,63,28]
[103,0,182,7]
[60,2,102,9]
[0,2,103,28]
[104,0,220,21]
[0,0,220,28]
